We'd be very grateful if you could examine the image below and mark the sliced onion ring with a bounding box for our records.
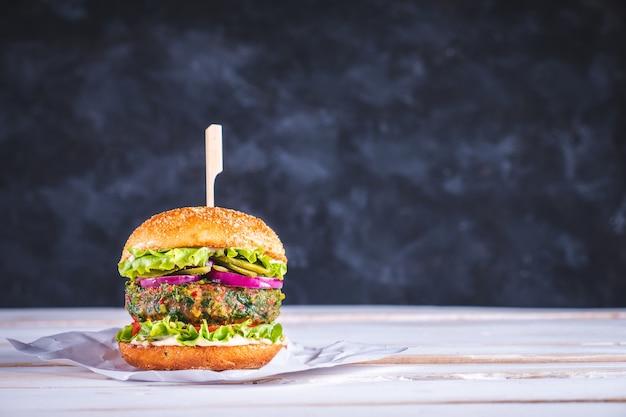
[207,269,283,289]
[137,275,201,288]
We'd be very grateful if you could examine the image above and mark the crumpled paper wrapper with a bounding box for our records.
[8,328,406,383]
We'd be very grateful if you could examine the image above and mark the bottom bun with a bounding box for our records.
[119,342,285,371]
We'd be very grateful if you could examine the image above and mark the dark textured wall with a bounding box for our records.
[1,1,625,308]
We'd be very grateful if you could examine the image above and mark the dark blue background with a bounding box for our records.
[1,0,625,307]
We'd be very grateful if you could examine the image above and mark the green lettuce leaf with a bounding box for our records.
[115,317,284,346]
[118,247,211,279]
[118,247,286,280]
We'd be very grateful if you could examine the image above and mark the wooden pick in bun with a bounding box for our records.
[115,206,288,371]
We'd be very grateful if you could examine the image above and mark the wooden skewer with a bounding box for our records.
[205,124,223,207]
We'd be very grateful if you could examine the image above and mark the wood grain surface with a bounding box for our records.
[1,306,625,416]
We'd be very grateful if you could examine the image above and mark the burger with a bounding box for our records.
[115,206,287,371]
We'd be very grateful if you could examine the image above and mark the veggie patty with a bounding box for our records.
[125,281,284,326]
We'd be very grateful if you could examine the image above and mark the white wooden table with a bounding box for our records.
[1,305,625,416]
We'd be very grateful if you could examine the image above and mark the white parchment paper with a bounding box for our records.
[8,329,406,383]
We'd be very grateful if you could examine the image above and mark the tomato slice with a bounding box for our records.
[193,324,222,332]
[131,321,141,336]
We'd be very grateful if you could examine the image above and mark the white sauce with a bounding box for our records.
[131,334,286,347]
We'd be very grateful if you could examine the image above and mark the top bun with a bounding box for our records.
[120,206,286,263]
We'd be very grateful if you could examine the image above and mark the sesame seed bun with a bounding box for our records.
[120,206,286,263]
[118,342,285,371]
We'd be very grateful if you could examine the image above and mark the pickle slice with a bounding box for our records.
[180,266,212,275]
[212,256,270,276]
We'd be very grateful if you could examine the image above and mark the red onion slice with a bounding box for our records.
[137,275,201,288]
[207,269,283,289]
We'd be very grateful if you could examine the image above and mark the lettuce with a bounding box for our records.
[115,317,284,346]
[118,247,286,280]
[118,248,211,279]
